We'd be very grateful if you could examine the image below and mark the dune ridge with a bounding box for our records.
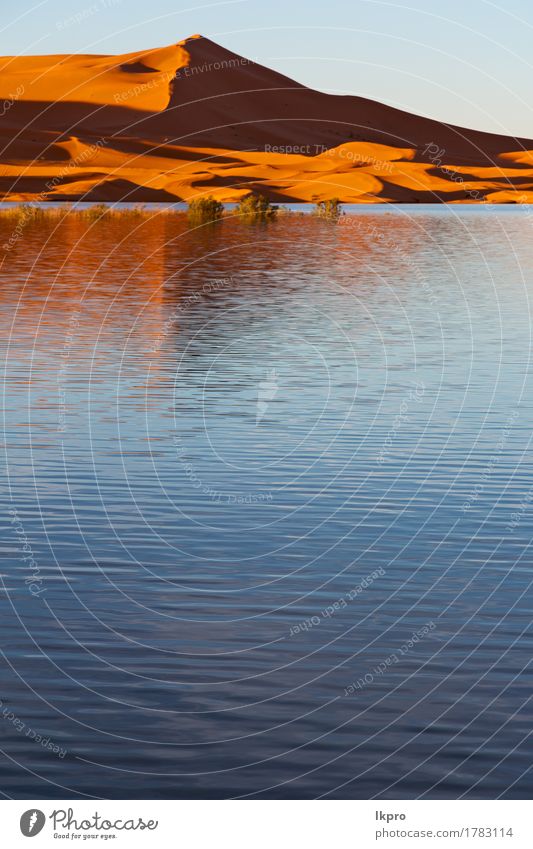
[1,35,533,203]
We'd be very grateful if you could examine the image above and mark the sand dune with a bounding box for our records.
[1,34,533,203]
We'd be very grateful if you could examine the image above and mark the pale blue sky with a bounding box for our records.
[3,0,533,137]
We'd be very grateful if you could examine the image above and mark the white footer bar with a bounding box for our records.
[2,799,531,848]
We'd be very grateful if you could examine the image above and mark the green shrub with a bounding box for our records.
[187,196,224,223]
[314,198,343,220]
[237,193,278,220]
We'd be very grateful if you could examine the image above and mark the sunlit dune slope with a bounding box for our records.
[1,34,533,203]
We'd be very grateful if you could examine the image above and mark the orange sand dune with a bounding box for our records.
[1,35,533,203]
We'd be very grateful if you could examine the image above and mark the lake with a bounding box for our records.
[1,205,533,799]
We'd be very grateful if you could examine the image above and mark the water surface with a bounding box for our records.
[1,206,533,798]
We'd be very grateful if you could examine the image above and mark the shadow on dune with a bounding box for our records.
[1,33,533,202]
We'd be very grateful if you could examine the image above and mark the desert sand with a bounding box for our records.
[1,34,533,203]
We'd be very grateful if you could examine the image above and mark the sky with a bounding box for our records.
[3,0,533,137]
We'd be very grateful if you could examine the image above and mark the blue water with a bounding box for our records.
[1,207,533,798]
